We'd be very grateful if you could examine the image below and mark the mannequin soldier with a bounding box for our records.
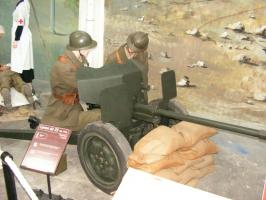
[0,23,33,110]
[105,31,150,102]
[42,31,101,131]
[11,0,34,84]
[105,31,149,86]
[0,22,34,110]
[0,64,34,110]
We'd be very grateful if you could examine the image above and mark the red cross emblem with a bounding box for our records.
[18,19,24,25]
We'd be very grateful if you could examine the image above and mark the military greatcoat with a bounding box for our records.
[42,50,100,131]
[105,44,149,86]
[105,44,149,102]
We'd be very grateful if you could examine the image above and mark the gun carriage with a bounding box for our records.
[75,60,266,194]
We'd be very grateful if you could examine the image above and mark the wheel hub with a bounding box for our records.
[86,137,119,183]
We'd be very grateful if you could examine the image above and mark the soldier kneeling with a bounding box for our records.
[41,31,101,131]
[0,64,34,110]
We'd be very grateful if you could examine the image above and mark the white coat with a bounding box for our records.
[11,0,34,73]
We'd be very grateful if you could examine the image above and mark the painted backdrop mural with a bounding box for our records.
[0,0,265,127]
[104,0,266,127]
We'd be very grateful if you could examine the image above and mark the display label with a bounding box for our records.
[21,124,71,174]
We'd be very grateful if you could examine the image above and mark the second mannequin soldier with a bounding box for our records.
[105,31,150,103]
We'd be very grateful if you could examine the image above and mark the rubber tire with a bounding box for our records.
[77,121,132,194]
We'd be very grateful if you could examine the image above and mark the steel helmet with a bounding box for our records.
[67,31,97,51]
[127,31,149,52]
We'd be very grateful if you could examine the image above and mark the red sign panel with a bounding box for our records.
[21,124,71,174]
[263,180,266,200]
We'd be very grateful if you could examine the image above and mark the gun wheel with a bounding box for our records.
[77,121,132,194]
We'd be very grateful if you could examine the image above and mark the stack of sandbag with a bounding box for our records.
[127,121,218,187]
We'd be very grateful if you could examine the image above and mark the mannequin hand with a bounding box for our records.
[0,65,10,72]
[12,41,18,48]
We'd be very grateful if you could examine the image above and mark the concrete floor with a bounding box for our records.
[0,137,112,200]
[0,126,266,200]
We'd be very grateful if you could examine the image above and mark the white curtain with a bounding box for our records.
[79,0,105,68]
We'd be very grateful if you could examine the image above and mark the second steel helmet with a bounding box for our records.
[127,31,149,53]
[67,31,97,51]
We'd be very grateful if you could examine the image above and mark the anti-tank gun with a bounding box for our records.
[76,60,266,195]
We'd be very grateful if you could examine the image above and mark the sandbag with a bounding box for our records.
[130,151,184,174]
[127,156,142,168]
[178,139,218,160]
[171,121,217,148]
[186,179,199,187]
[127,153,165,166]
[176,165,214,184]
[171,155,210,174]
[134,125,185,156]
[191,154,214,170]
[155,165,214,185]
[155,168,180,182]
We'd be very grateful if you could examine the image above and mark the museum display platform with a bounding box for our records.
[0,118,265,200]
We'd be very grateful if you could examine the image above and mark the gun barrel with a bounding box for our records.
[134,103,266,140]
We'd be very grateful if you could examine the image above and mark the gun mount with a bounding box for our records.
[76,60,266,194]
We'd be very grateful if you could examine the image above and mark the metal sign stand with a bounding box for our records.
[20,124,73,200]
[47,174,52,199]
[1,152,18,200]
[1,150,38,200]
[33,174,72,200]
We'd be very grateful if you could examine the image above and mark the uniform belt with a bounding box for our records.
[115,50,123,64]
[53,92,79,105]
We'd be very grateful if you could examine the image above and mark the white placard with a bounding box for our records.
[113,168,231,200]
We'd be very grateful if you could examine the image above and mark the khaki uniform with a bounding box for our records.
[105,44,149,102]
[105,44,149,86]
[0,67,25,93]
[42,50,100,131]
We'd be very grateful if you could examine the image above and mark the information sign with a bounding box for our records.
[21,124,71,174]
